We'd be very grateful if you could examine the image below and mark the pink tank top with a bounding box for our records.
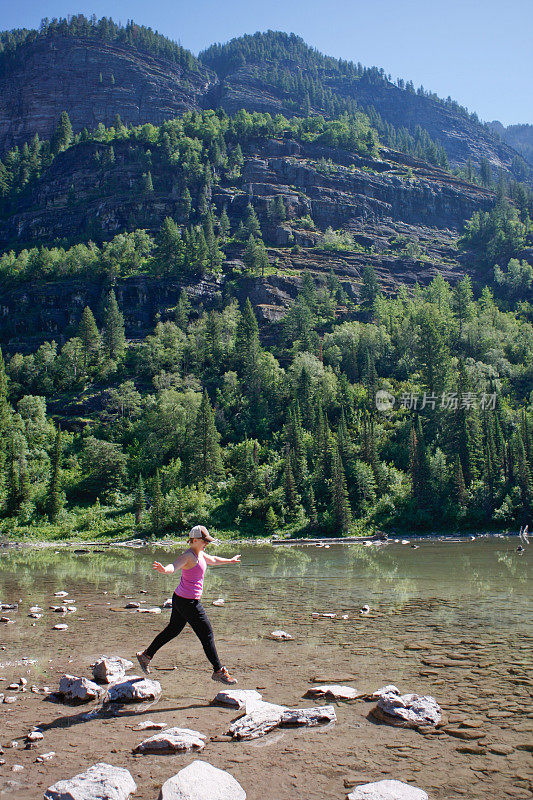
[175,551,206,599]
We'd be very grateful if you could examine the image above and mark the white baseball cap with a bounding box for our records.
[189,525,218,543]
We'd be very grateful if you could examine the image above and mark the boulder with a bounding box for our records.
[44,762,136,800]
[159,760,246,800]
[347,779,428,799]
[104,676,161,704]
[133,727,206,754]
[58,675,102,704]
[213,689,262,709]
[92,656,134,684]
[371,692,441,728]
[305,685,360,700]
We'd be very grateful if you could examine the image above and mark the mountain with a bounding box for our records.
[488,121,533,166]
[0,20,529,182]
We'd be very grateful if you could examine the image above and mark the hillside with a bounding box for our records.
[489,121,533,166]
[0,19,529,182]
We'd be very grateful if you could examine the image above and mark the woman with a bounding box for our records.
[136,525,241,685]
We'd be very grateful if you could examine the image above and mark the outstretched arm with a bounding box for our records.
[203,553,241,566]
[153,551,195,574]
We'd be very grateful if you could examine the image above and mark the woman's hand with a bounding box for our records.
[153,561,167,574]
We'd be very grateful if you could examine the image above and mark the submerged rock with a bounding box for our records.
[305,684,360,700]
[92,656,134,684]
[44,762,136,800]
[213,689,262,709]
[133,727,206,754]
[58,675,102,703]
[347,779,428,799]
[371,692,441,728]
[159,760,246,800]
[104,676,161,705]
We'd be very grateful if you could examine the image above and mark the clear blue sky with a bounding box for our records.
[4,0,532,126]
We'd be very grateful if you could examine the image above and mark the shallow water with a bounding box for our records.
[0,537,531,799]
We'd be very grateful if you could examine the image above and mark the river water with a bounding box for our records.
[0,537,531,799]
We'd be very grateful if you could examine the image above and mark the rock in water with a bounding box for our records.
[58,675,102,703]
[305,685,360,700]
[372,692,441,728]
[133,727,206,754]
[159,760,246,800]
[347,779,428,799]
[45,763,137,800]
[104,676,161,704]
[92,656,134,684]
[213,689,262,709]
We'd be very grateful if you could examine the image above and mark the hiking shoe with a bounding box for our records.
[212,666,238,685]
[136,651,152,675]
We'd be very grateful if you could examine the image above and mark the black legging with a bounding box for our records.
[144,593,222,672]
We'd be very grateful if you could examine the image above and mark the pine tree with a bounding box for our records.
[175,289,191,331]
[283,449,298,512]
[265,505,278,535]
[142,171,154,193]
[77,306,100,376]
[219,206,230,240]
[46,428,63,522]
[180,188,192,222]
[360,264,380,318]
[102,290,125,361]
[244,204,261,238]
[331,442,352,533]
[192,391,224,483]
[134,475,145,525]
[409,418,432,510]
[51,111,73,154]
[5,445,19,516]
[154,216,182,273]
[513,429,533,511]
[151,469,163,534]
[235,299,261,399]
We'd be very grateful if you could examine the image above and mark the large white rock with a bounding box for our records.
[269,630,293,641]
[347,779,428,800]
[159,760,246,800]
[133,727,206,754]
[104,676,161,704]
[305,685,360,700]
[92,656,134,684]
[281,705,336,726]
[58,675,102,703]
[213,689,262,709]
[228,701,286,740]
[373,693,441,728]
[371,685,401,700]
[44,762,136,800]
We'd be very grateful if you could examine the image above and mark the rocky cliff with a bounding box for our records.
[0,33,214,153]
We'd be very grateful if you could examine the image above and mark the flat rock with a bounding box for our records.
[347,779,428,799]
[104,676,161,704]
[305,684,360,700]
[58,675,102,704]
[269,630,293,641]
[134,720,168,730]
[369,685,401,700]
[212,598,225,607]
[125,602,140,609]
[162,598,173,608]
[54,592,69,598]
[372,693,441,728]
[281,705,336,726]
[133,727,206,754]
[0,603,18,611]
[213,689,262,709]
[53,624,68,631]
[44,762,136,800]
[159,760,246,800]
[136,607,162,614]
[92,656,134,684]
[228,701,286,740]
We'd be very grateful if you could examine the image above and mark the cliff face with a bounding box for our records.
[0,34,215,153]
[0,137,493,250]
